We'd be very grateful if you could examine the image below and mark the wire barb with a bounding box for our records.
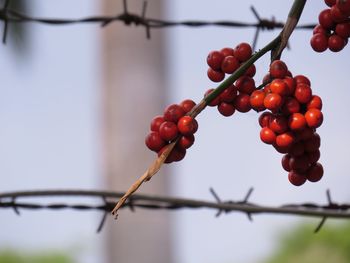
[209,187,223,217]
[141,1,150,39]
[314,189,334,233]
[250,6,261,50]
[96,197,109,233]
[242,187,254,221]
[1,0,10,44]
[11,196,20,215]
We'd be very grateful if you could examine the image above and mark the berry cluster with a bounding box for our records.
[311,0,350,52]
[145,45,324,186]
[205,43,256,116]
[259,60,324,186]
[145,100,198,163]
[206,42,256,82]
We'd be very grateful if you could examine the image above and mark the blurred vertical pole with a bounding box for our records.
[101,1,173,263]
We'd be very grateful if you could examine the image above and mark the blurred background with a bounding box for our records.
[0,0,349,262]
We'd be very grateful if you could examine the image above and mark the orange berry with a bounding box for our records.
[305,109,323,128]
[250,90,266,111]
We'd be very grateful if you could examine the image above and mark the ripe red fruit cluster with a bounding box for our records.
[259,60,324,186]
[311,0,350,52]
[206,42,256,82]
[204,75,255,116]
[145,99,198,163]
[204,43,256,117]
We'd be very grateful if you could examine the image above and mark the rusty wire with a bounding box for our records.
[0,188,349,233]
[0,0,316,47]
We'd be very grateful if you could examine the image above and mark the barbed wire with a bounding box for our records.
[0,188,349,233]
[0,0,316,48]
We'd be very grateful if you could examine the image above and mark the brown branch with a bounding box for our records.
[271,0,307,60]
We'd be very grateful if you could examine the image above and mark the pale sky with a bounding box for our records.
[1,1,349,263]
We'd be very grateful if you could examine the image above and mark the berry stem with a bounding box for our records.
[271,0,307,60]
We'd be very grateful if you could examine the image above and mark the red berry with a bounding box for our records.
[259,112,273,127]
[294,83,312,104]
[269,114,288,134]
[289,155,310,173]
[207,68,225,82]
[220,47,234,57]
[150,115,165,132]
[145,131,166,152]
[288,171,307,186]
[310,33,329,52]
[171,146,187,162]
[262,74,273,85]
[177,116,198,135]
[304,133,321,152]
[313,24,330,35]
[264,93,283,112]
[306,162,324,182]
[276,132,295,148]
[337,0,350,15]
[307,95,323,110]
[273,143,290,154]
[180,99,196,113]
[318,9,335,30]
[234,93,252,112]
[330,5,349,22]
[164,104,185,123]
[289,141,305,156]
[282,97,300,115]
[305,109,323,128]
[260,127,276,144]
[328,34,346,52]
[218,102,236,117]
[207,50,224,70]
[219,85,238,103]
[235,76,256,95]
[250,90,266,112]
[221,56,240,74]
[283,77,296,96]
[245,64,256,77]
[204,89,221,106]
[288,113,307,131]
[295,127,315,141]
[269,60,288,79]
[307,149,321,164]
[234,42,252,62]
[178,134,195,149]
[335,22,350,38]
[282,154,292,172]
[270,79,289,96]
[159,121,179,141]
[294,75,311,86]
[263,84,272,94]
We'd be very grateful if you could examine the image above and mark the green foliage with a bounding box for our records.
[0,250,73,263]
[265,222,350,263]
